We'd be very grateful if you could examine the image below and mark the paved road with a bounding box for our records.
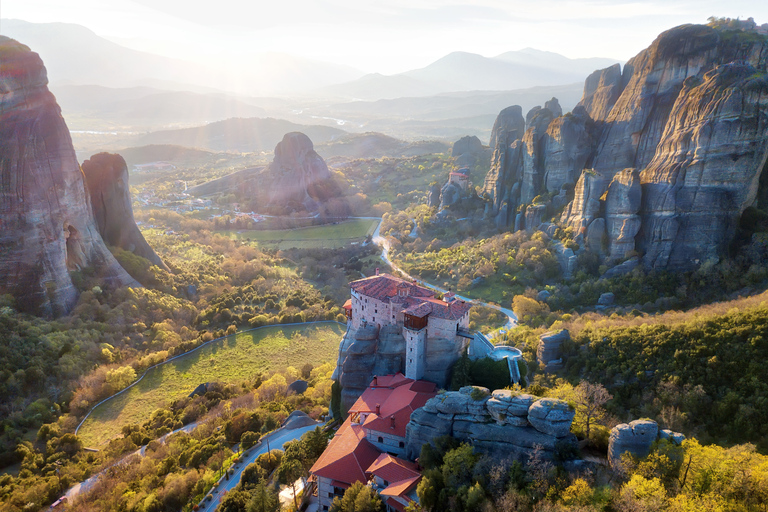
[369,217,518,333]
[64,422,199,502]
[197,422,321,512]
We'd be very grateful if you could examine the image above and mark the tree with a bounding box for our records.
[330,481,384,512]
[247,482,280,512]
[573,381,612,441]
[219,489,251,512]
[277,458,304,511]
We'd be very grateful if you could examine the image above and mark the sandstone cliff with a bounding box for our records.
[0,37,138,316]
[482,24,768,271]
[405,387,576,461]
[82,153,169,272]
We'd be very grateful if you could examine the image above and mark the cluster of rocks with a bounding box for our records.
[405,387,576,461]
[333,324,462,413]
[481,23,768,273]
[608,419,685,467]
[0,37,139,317]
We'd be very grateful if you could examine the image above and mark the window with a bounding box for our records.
[375,308,377,313]
[399,441,405,448]
[328,492,334,498]
[378,436,384,443]
[409,347,413,352]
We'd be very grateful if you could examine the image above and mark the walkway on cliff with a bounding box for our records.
[365,216,518,333]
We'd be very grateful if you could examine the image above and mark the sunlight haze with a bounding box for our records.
[3,0,767,75]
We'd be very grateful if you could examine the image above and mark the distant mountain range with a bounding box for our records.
[1,19,618,100]
[319,50,619,99]
[0,19,365,95]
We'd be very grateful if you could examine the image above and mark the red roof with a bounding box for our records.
[350,274,471,321]
[366,453,420,484]
[343,299,352,311]
[381,476,421,499]
[349,374,437,438]
[309,418,381,485]
[350,274,434,302]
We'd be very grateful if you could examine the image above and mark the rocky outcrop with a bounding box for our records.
[262,132,342,214]
[604,169,642,261]
[577,63,625,122]
[427,182,442,208]
[537,330,569,371]
[82,153,169,272]
[482,106,526,221]
[334,324,462,413]
[542,107,594,194]
[0,37,138,317]
[439,182,462,209]
[608,419,685,467]
[484,24,768,273]
[452,135,488,169]
[405,387,576,460]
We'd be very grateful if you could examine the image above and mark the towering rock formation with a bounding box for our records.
[0,37,138,316]
[263,132,335,213]
[82,153,169,272]
[190,131,348,216]
[483,23,768,271]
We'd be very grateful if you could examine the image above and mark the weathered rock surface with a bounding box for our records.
[483,24,768,273]
[577,63,624,122]
[482,106,526,221]
[0,37,138,316]
[334,324,462,413]
[427,182,442,207]
[537,330,569,369]
[608,419,684,467]
[439,182,462,209]
[82,153,169,272]
[542,107,594,193]
[406,388,576,460]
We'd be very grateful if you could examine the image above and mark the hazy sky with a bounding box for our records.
[3,0,767,74]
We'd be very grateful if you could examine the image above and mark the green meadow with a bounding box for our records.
[78,323,345,447]
[222,218,378,249]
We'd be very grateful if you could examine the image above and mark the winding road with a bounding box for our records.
[366,217,518,333]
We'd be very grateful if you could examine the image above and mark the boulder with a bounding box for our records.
[537,330,570,367]
[598,292,615,306]
[608,419,659,467]
[528,398,576,437]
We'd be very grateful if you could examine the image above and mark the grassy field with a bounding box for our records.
[78,323,345,447]
[222,218,378,249]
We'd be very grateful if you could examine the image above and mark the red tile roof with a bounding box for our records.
[381,476,421,499]
[309,418,381,485]
[343,299,352,310]
[350,273,471,321]
[366,453,420,484]
[348,373,437,438]
[350,274,434,302]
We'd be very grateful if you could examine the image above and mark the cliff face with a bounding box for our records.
[0,37,138,316]
[482,24,768,270]
[81,153,169,272]
[334,324,464,414]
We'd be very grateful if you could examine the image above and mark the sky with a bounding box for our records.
[2,0,767,74]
